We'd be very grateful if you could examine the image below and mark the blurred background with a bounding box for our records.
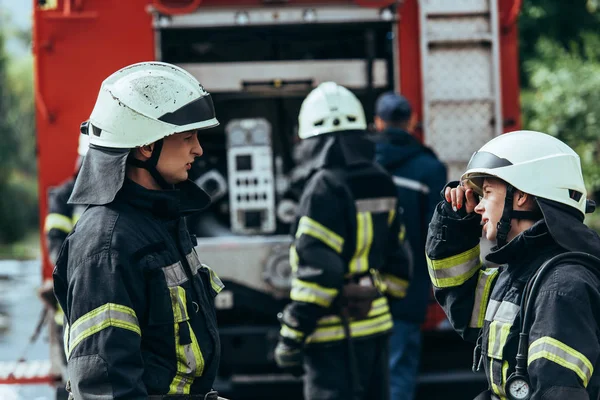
[0,0,599,399]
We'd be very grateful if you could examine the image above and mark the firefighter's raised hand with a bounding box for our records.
[445,184,478,215]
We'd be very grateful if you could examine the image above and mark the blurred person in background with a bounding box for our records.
[274,82,411,400]
[373,92,447,400]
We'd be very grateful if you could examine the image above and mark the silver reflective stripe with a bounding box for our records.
[528,337,594,387]
[169,288,188,322]
[163,262,188,287]
[68,305,140,354]
[431,258,480,279]
[469,269,498,328]
[355,197,397,213]
[392,176,430,194]
[186,250,202,275]
[493,301,519,323]
[484,299,502,322]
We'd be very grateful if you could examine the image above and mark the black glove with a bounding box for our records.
[274,339,304,377]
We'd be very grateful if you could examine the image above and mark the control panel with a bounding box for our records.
[226,118,276,234]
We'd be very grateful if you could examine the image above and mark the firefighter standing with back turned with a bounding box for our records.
[53,62,227,400]
[426,130,600,400]
[274,82,412,400]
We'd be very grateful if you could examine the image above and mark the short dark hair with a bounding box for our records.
[375,92,412,123]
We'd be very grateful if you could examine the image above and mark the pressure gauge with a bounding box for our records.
[506,374,531,400]
[229,129,246,146]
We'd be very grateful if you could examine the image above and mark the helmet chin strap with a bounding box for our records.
[496,185,543,247]
[127,139,173,190]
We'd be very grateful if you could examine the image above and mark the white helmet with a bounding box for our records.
[297,82,366,139]
[87,61,218,148]
[77,133,90,156]
[461,130,587,216]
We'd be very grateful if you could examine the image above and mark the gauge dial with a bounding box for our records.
[507,378,530,400]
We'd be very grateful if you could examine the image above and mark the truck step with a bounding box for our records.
[0,360,54,385]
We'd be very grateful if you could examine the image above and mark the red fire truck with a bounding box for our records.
[6,0,522,398]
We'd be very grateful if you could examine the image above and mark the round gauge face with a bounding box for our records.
[508,378,530,400]
[251,128,269,145]
[229,129,246,146]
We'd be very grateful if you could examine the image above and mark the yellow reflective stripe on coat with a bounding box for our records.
[388,209,396,226]
[289,245,299,274]
[349,212,374,275]
[202,264,224,294]
[426,245,481,288]
[290,278,338,308]
[528,336,594,387]
[306,310,393,344]
[296,216,344,253]
[67,303,140,358]
[54,304,65,326]
[168,286,205,394]
[279,325,305,343]
[399,224,406,243]
[315,297,389,326]
[44,213,73,234]
[382,273,409,298]
[469,268,499,328]
[486,300,519,360]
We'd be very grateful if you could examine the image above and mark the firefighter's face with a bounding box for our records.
[474,178,506,241]
[157,130,203,184]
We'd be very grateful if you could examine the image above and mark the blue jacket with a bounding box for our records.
[375,128,447,323]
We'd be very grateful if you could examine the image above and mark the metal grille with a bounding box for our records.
[419,0,502,176]
[427,48,494,101]
[421,0,489,15]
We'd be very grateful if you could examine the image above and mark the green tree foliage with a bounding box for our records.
[520,1,600,199]
[0,13,38,245]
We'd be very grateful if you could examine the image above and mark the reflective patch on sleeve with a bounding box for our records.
[306,307,393,344]
[528,336,594,387]
[289,245,299,274]
[354,197,397,213]
[296,216,344,253]
[469,268,499,328]
[44,213,73,234]
[67,303,141,358]
[290,278,338,308]
[279,325,305,343]
[349,212,374,275]
[426,245,481,288]
[382,273,409,298]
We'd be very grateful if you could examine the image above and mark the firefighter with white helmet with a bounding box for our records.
[426,130,600,399]
[53,62,227,399]
[274,82,411,399]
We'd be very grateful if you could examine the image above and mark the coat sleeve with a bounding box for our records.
[526,265,600,400]
[425,183,496,343]
[279,171,347,344]
[45,181,75,265]
[379,207,412,299]
[54,244,147,399]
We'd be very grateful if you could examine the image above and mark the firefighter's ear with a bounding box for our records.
[515,190,534,209]
[135,144,155,160]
